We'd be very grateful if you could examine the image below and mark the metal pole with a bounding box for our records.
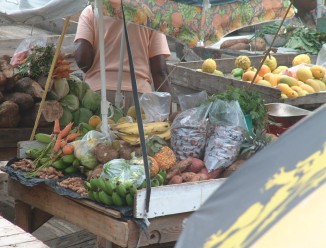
[115,22,125,109]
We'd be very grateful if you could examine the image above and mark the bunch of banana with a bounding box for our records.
[138,170,167,189]
[112,121,171,145]
[85,177,138,207]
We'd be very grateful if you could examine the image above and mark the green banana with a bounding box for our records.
[128,184,137,195]
[155,174,164,186]
[25,148,42,159]
[62,154,76,164]
[151,178,160,187]
[72,158,81,167]
[87,191,95,201]
[116,182,127,197]
[159,170,167,183]
[112,191,124,206]
[92,191,101,203]
[99,190,114,205]
[84,181,92,191]
[52,159,68,171]
[104,180,115,195]
[89,178,100,191]
[125,193,134,207]
[98,178,107,192]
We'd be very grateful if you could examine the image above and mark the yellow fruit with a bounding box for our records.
[235,56,251,70]
[108,119,115,125]
[279,75,299,87]
[296,67,314,83]
[314,79,326,91]
[298,90,309,96]
[272,66,288,74]
[202,58,217,73]
[292,54,311,66]
[310,65,326,79]
[281,93,288,99]
[305,79,321,92]
[213,70,224,76]
[263,55,277,71]
[263,72,279,87]
[196,69,203,72]
[291,85,303,93]
[88,115,101,129]
[277,83,298,98]
[246,66,257,72]
[256,79,272,87]
[299,84,315,93]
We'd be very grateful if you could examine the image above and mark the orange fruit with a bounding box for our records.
[258,64,271,77]
[242,71,262,83]
[263,72,279,87]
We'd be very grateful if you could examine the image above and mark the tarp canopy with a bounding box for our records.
[0,0,88,25]
[174,0,245,6]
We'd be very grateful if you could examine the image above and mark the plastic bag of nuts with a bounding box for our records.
[171,104,212,160]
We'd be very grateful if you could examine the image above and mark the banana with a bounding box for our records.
[116,182,128,197]
[153,129,171,141]
[158,170,167,183]
[116,133,141,145]
[112,191,124,206]
[117,122,170,135]
[98,178,107,192]
[104,180,115,195]
[154,174,164,186]
[84,181,92,191]
[99,190,114,205]
[151,178,160,187]
[125,193,134,207]
[35,133,52,144]
[89,178,100,191]
[92,191,101,203]
[128,184,137,195]
[87,191,96,201]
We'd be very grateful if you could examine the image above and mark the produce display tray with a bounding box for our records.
[168,54,322,109]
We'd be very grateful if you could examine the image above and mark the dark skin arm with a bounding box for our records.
[74,39,94,73]
[150,54,171,93]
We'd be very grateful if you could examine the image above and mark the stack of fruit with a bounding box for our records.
[197,58,224,76]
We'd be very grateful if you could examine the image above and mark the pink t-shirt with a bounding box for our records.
[74,5,170,93]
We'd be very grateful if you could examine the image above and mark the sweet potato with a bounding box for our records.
[166,168,181,180]
[220,38,250,49]
[168,175,183,185]
[189,174,201,182]
[0,101,20,128]
[172,157,192,171]
[197,173,209,181]
[199,167,224,179]
[188,158,204,173]
[181,172,196,182]
[227,43,250,51]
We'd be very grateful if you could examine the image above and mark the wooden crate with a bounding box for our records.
[169,54,323,109]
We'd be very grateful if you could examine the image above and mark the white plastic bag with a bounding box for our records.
[317,44,326,67]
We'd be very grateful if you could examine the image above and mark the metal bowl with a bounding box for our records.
[264,34,288,47]
[266,103,311,118]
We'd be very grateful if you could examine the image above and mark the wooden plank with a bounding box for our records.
[7,179,130,247]
[134,178,226,218]
[127,212,190,247]
[17,140,46,159]
[0,216,49,248]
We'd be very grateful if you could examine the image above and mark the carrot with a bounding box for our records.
[53,119,61,134]
[62,144,74,155]
[53,135,62,154]
[59,122,74,138]
[55,65,71,73]
[60,139,67,148]
[66,133,81,142]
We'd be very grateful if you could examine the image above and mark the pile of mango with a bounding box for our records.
[231,54,326,99]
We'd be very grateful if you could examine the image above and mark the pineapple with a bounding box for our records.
[240,129,273,159]
[146,136,176,170]
[148,156,159,177]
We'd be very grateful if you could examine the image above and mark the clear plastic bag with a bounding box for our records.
[204,100,246,172]
[139,92,171,122]
[171,103,212,160]
[317,44,326,67]
[73,130,114,170]
[177,91,208,112]
[10,35,48,67]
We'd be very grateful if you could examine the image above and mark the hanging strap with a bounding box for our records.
[120,0,151,213]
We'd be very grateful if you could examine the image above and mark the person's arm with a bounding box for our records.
[150,54,171,93]
[74,38,94,73]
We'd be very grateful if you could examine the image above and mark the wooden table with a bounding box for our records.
[7,178,190,248]
[0,215,49,248]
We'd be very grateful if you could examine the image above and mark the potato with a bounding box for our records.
[181,172,196,182]
[168,175,183,185]
[188,158,204,173]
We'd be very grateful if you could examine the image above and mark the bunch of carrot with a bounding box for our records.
[53,54,74,79]
[52,119,81,156]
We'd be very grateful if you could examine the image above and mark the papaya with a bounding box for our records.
[279,75,300,87]
[314,79,326,91]
[277,83,298,98]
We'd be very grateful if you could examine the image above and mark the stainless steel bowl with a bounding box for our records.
[266,103,311,118]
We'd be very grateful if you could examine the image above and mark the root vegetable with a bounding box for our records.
[4,92,34,111]
[220,38,250,49]
[94,143,119,164]
[189,174,201,182]
[197,173,209,181]
[171,157,192,171]
[119,146,132,160]
[0,101,20,128]
[188,158,204,173]
[168,175,183,185]
[199,167,224,179]
[181,172,196,182]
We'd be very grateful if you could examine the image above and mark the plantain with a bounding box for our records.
[116,133,141,145]
[158,170,167,183]
[112,191,125,206]
[117,122,170,136]
[62,154,76,164]
[35,133,52,144]
[89,178,100,191]
[125,193,134,207]
[153,129,171,141]
[84,181,92,191]
[116,182,127,197]
[92,191,101,203]
[154,174,164,186]
[99,190,114,205]
[87,191,96,201]
[64,165,78,174]
[104,180,115,195]
[98,178,107,192]
[128,184,137,195]
[150,178,160,187]
[52,159,68,171]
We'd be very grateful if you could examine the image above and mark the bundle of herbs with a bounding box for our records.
[17,44,55,80]
[209,87,268,131]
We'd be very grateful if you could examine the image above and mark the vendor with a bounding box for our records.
[287,0,319,29]
[74,2,171,113]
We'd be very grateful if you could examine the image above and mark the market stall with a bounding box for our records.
[1,0,323,247]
